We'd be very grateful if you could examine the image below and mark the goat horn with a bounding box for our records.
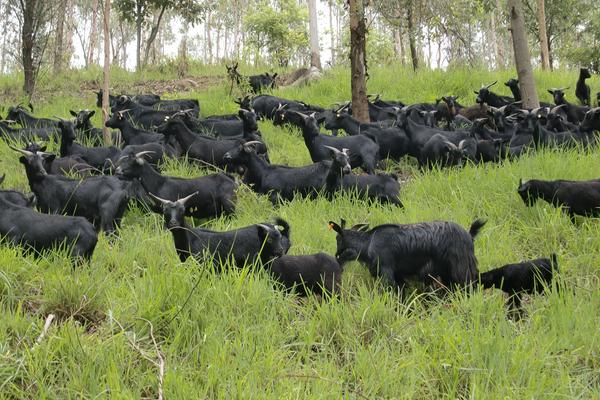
[148,192,172,205]
[135,151,155,158]
[550,104,567,114]
[256,223,272,231]
[444,141,458,150]
[2,119,17,123]
[243,140,262,147]
[322,145,340,153]
[9,145,34,156]
[485,81,498,89]
[342,148,350,155]
[177,192,198,205]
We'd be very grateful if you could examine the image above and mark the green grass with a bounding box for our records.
[1,66,600,398]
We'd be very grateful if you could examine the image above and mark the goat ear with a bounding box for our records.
[518,178,523,187]
[340,218,346,229]
[474,91,479,95]
[69,110,77,117]
[328,221,342,234]
[42,154,56,163]
[88,110,96,118]
[547,89,554,95]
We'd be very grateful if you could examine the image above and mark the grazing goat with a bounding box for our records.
[329,218,485,291]
[517,178,600,221]
[115,151,237,219]
[6,105,59,129]
[290,110,379,173]
[24,143,94,177]
[575,68,592,106]
[267,253,342,296]
[0,174,36,207]
[15,147,130,234]
[480,254,558,308]
[324,146,402,206]
[0,193,97,262]
[154,193,289,267]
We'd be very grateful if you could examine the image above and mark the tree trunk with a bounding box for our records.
[142,5,166,68]
[328,0,335,65]
[0,0,9,74]
[536,0,550,70]
[22,0,36,95]
[88,0,99,67]
[508,0,539,109]
[102,0,111,145]
[135,2,142,71]
[393,26,402,61]
[406,1,418,71]
[308,0,321,69]
[349,0,369,123]
[53,0,65,74]
[494,0,505,68]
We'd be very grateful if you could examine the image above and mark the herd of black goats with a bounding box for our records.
[1,67,600,311]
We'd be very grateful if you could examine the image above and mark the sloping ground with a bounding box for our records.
[80,75,225,96]
[0,66,599,398]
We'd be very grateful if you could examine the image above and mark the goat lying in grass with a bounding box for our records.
[266,253,342,296]
[329,218,485,293]
[517,178,600,222]
[480,254,558,308]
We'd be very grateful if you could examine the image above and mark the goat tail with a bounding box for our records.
[550,253,559,271]
[469,218,487,239]
[273,217,290,238]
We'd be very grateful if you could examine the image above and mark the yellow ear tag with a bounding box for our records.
[328,223,334,231]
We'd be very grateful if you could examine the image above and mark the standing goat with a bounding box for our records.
[329,218,485,292]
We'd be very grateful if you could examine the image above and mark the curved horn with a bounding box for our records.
[323,145,340,153]
[177,192,198,205]
[148,192,172,205]
[9,145,34,156]
[135,150,155,159]
[485,81,498,89]
[550,104,567,114]
[342,148,350,155]
[243,140,263,148]
[256,223,272,232]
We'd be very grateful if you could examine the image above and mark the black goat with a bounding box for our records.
[517,178,600,221]
[267,253,342,296]
[243,94,324,120]
[223,142,332,203]
[475,81,513,107]
[15,148,130,234]
[0,174,36,207]
[157,117,267,169]
[480,254,558,308]
[324,146,402,206]
[329,218,485,291]
[105,111,166,146]
[323,111,410,160]
[504,79,521,102]
[249,73,278,93]
[95,90,160,108]
[154,193,289,267]
[0,194,97,262]
[581,107,600,133]
[547,88,589,123]
[290,110,379,173]
[6,105,59,129]
[23,143,94,178]
[69,109,112,144]
[115,151,237,219]
[58,119,122,171]
[575,68,592,106]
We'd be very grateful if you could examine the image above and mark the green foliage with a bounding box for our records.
[0,66,599,397]
[243,0,309,67]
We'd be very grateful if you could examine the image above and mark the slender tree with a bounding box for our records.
[508,0,539,108]
[536,0,551,70]
[349,0,369,122]
[102,0,112,145]
[308,0,321,69]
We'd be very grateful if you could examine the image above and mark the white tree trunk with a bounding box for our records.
[308,0,321,69]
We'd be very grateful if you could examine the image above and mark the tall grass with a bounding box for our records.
[0,66,599,398]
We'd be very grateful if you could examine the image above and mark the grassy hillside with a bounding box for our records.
[0,66,599,398]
